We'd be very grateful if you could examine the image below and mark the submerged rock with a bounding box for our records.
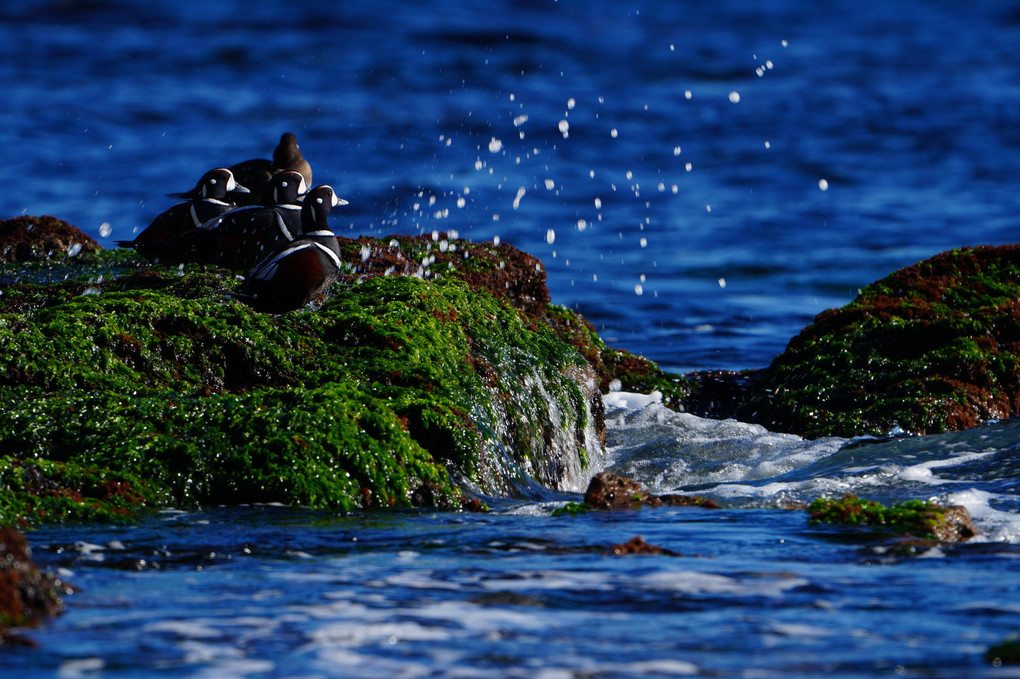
[808,494,977,542]
[607,535,680,556]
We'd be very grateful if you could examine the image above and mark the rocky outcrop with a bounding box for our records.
[0,217,623,524]
[622,245,1020,439]
[741,245,1020,437]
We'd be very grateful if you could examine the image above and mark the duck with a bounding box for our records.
[230,185,346,313]
[143,170,313,269]
[115,168,248,259]
[168,133,312,205]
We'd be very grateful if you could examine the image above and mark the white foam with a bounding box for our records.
[945,488,1020,543]
[603,391,845,492]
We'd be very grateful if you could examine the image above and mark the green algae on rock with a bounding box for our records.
[808,494,976,542]
[0,218,615,524]
[742,245,1020,438]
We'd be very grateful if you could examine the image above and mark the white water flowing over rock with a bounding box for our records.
[602,391,846,493]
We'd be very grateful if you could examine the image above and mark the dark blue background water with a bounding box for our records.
[5,0,1019,372]
[4,2,1020,676]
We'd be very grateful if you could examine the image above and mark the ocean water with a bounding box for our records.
[3,0,1020,676]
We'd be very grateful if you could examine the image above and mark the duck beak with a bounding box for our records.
[230,183,251,194]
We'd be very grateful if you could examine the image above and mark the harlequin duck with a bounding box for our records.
[230,185,346,313]
[169,133,312,205]
[115,168,248,259]
[158,170,313,269]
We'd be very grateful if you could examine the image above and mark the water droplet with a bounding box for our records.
[544,178,556,190]
[577,219,587,232]
[718,278,727,288]
[634,284,643,296]
[673,146,681,156]
[818,178,829,191]
[610,128,618,138]
[639,238,647,248]
[558,120,570,138]
[566,98,576,110]
[488,137,503,153]
[546,229,556,244]
[728,91,741,103]
[513,186,526,209]
[684,90,693,100]
[99,222,112,237]
[594,198,602,209]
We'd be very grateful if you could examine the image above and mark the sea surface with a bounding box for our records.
[3,0,1020,676]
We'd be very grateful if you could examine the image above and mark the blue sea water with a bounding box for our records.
[3,0,1020,676]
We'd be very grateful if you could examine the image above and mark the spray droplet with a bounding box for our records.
[728,91,741,103]
[99,222,112,237]
[673,146,681,156]
[718,278,727,288]
[610,128,619,138]
[546,229,556,244]
[513,186,526,209]
[818,178,829,191]
[488,137,503,153]
[577,219,588,232]
[558,120,570,138]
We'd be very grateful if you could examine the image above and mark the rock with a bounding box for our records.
[0,525,72,644]
[741,245,1020,438]
[986,636,1020,665]
[607,535,680,556]
[807,494,977,542]
[600,245,1020,439]
[583,472,720,510]
[0,222,638,524]
[0,216,100,264]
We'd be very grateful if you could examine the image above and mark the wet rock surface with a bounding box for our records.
[0,216,100,264]
[808,494,977,543]
[0,525,71,645]
[0,218,620,524]
[582,472,720,511]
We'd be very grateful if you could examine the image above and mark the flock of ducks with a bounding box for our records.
[117,133,346,313]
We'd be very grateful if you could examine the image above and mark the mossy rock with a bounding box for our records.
[0,221,620,524]
[808,494,976,542]
[742,246,1020,437]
